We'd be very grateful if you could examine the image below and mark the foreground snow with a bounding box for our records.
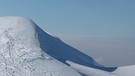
[0,17,81,76]
[113,65,135,76]
[66,61,121,76]
[67,60,135,76]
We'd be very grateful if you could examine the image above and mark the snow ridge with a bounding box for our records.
[35,21,117,72]
[0,16,81,76]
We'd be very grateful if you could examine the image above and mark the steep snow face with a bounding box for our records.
[0,17,81,76]
[35,23,117,72]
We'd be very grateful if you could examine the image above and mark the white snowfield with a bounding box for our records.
[113,65,135,76]
[0,17,81,76]
[0,16,135,76]
[66,61,135,76]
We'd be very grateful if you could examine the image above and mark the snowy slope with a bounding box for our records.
[67,60,135,76]
[113,65,135,76]
[0,16,135,76]
[35,22,117,72]
[66,60,122,76]
[0,16,81,76]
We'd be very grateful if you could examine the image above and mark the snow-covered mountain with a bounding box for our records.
[0,17,81,76]
[0,16,134,76]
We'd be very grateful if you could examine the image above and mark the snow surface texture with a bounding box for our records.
[0,16,135,76]
[0,17,81,76]
[67,60,135,76]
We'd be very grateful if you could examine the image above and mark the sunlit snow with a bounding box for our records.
[0,16,134,76]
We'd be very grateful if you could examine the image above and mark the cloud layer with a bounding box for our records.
[58,35,135,67]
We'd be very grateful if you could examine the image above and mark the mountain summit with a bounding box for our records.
[0,16,116,76]
[0,16,81,76]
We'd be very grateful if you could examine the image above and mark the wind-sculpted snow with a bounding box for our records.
[66,61,122,76]
[35,21,117,72]
[67,60,135,76]
[0,17,81,76]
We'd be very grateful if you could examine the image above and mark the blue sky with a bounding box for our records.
[0,0,135,37]
[0,0,135,66]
